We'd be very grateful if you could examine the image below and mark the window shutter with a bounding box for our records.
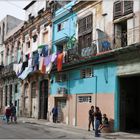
[114,1,122,19]
[124,1,133,15]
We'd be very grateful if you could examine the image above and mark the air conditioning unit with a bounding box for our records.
[57,87,67,94]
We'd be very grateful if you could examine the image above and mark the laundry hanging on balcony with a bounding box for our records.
[39,56,46,73]
[57,53,63,72]
[18,59,33,80]
[13,63,23,76]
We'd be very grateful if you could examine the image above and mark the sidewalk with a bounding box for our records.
[18,117,140,139]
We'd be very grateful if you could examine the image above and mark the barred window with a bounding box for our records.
[78,96,92,103]
[55,73,67,82]
[80,68,93,78]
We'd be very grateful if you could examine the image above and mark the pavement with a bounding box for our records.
[18,117,140,139]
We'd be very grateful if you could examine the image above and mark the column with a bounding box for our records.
[20,81,24,116]
[28,80,32,118]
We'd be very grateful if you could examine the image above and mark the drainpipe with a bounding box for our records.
[75,94,77,126]
[94,75,98,107]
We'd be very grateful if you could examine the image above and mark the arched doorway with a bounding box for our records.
[39,80,48,119]
[24,83,29,117]
[31,81,37,118]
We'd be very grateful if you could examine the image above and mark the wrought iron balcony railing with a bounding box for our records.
[0,62,16,78]
[63,26,140,63]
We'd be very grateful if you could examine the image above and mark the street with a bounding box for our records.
[0,122,95,139]
[1,119,140,139]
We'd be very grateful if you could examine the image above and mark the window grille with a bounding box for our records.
[55,73,67,82]
[78,96,92,103]
[80,68,93,78]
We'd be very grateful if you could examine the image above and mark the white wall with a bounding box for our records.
[25,1,46,21]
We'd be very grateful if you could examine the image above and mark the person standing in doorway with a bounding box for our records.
[52,105,58,123]
[88,106,94,131]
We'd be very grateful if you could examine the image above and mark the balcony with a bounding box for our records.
[0,62,16,79]
[62,26,140,64]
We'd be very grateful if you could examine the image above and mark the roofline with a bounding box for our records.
[23,1,36,10]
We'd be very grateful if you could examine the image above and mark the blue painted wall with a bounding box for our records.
[52,1,77,52]
[51,62,117,95]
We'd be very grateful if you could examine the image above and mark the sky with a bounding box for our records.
[0,0,31,21]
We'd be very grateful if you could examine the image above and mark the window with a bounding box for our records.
[32,34,37,42]
[113,1,133,19]
[1,51,3,65]
[15,84,18,93]
[42,31,48,44]
[55,73,67,82]
[78,96,92,103]
[11,46,14,63]
[78,14,92,34]
[26,41,30,48]
[78,15,92,54]
[5,86,7,106]
[57,22,64,32]
[80,68,93,78]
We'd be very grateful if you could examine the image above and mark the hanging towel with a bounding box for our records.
[51,53,57,62]
[39,57,44,70]
[57,53,63,72]
[18,59,33,80]
[44,55,52,66]
[46,62,53,74]
[18,67,33,80]
[41,58,46,73]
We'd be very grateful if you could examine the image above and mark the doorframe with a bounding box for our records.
[114,76,120,131]
[39,79,48,119]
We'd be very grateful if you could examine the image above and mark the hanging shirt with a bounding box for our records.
[57,53,63,72]
[44,55,52,66]
[41,58,46,74]
[41,45,48,57]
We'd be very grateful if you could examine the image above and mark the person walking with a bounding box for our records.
[5,105,11,124]
[52,105,58,123]
[10,103,17,123]
[88,106,94,131]
[94,107,102,137]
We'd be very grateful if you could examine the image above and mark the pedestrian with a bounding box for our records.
[88,106,94,131]
[10,103,17,123]
[94,107,102,137]
[52,105,58,123]
[5,105,11,124]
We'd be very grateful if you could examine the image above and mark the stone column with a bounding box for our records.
[12,82,15,105]
[36,76,39,119]
[7,84,10,106]
[20,81,24,117]
[28,80,32,118]
[2,86,5,108]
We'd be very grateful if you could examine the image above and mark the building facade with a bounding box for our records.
[0,0,140,132]
[0,15,23,114]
